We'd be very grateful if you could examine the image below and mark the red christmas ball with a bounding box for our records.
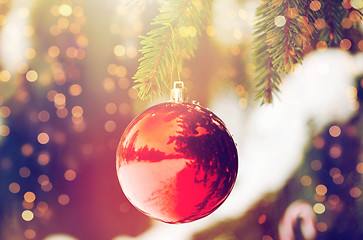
[116,101,238,223]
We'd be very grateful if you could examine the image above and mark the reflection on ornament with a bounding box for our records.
[116,101,238,223]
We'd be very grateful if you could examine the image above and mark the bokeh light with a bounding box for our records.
[274,16,286,27]
[313,203,326,214]
[24,192,36,203]
[9,182,20,193]
[64,169,77,181]
[58,194,70,206]
[38,132,50,144]
[22,210,34,221]
[24,229,36,239]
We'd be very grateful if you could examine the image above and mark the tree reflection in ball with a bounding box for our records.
[116,102,238,223]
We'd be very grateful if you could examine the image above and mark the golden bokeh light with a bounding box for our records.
[26,70,38,82]
[329,125,341,137]
[314,18,326,30]
[349,10,361,22]
[230,45,240,56]
[24,192,36,203]
[329,145,342,158]
[103,78,116,93]
[22,200,34,210]
[47,90,58,102]
[105,120,116,133]
[38,132,50,145]
[114,45,126,57]
[0,70,11,82]
[58,194,70,205]
[48,46,60,58]
[24,229,36,239]
[313,203,325,214]
[9,182,20,194]
[58,17,70,29]
[341,18,352,29]
[38,174,50,186]
[70,23,81,34]
[66,47,78,58]
[311,159,322,171]
[0,106,11,118]
[21,143,34,156]
[22,210,34,221]
[351,0,363,9]
[38,152,50,166]
[350,187,362,198]
[274,15,286,27]
[340,39,352,50]
[357,162,363,174]
[315,184,327,196]
[64,169,77,181]
[38,110,50,122]
[19,167,31,178]
[72,106,83,118]
[107,64,117,75]
[310,0,321,11]
[116,66,127,78]
[105,103,117,115]
[347,86,358,100]
[59,4,72,17]
[316,41,328,51]
[54,93,66,107]
[69,84,82,96]
[72,115,84,125]
[25,48,36,59]
[330,167,341,178]
[300,175,312,186]
[316,222,328,232]
[41,182,53,192]
[73,6,84,17]
[57,108,68,119]
[0,125,10,137]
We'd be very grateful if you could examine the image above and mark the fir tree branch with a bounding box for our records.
[318,0,349,45]
[133,0,213,100]
[253,3,281,104]
[253,0,313,104]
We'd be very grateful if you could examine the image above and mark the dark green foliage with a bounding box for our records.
[253,0,312,104]
[318,0,349,45]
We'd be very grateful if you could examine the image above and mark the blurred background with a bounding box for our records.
[1,0,363,239]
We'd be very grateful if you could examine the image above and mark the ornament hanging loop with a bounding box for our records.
[171,81,186,102]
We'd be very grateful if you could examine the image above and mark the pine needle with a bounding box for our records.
[133,0,213,100]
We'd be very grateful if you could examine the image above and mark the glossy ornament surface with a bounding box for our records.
[116,102,238,223]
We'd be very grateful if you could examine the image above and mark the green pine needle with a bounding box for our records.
[252,0,315,104]
[317,0,349,45]
[133,0,213,100]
